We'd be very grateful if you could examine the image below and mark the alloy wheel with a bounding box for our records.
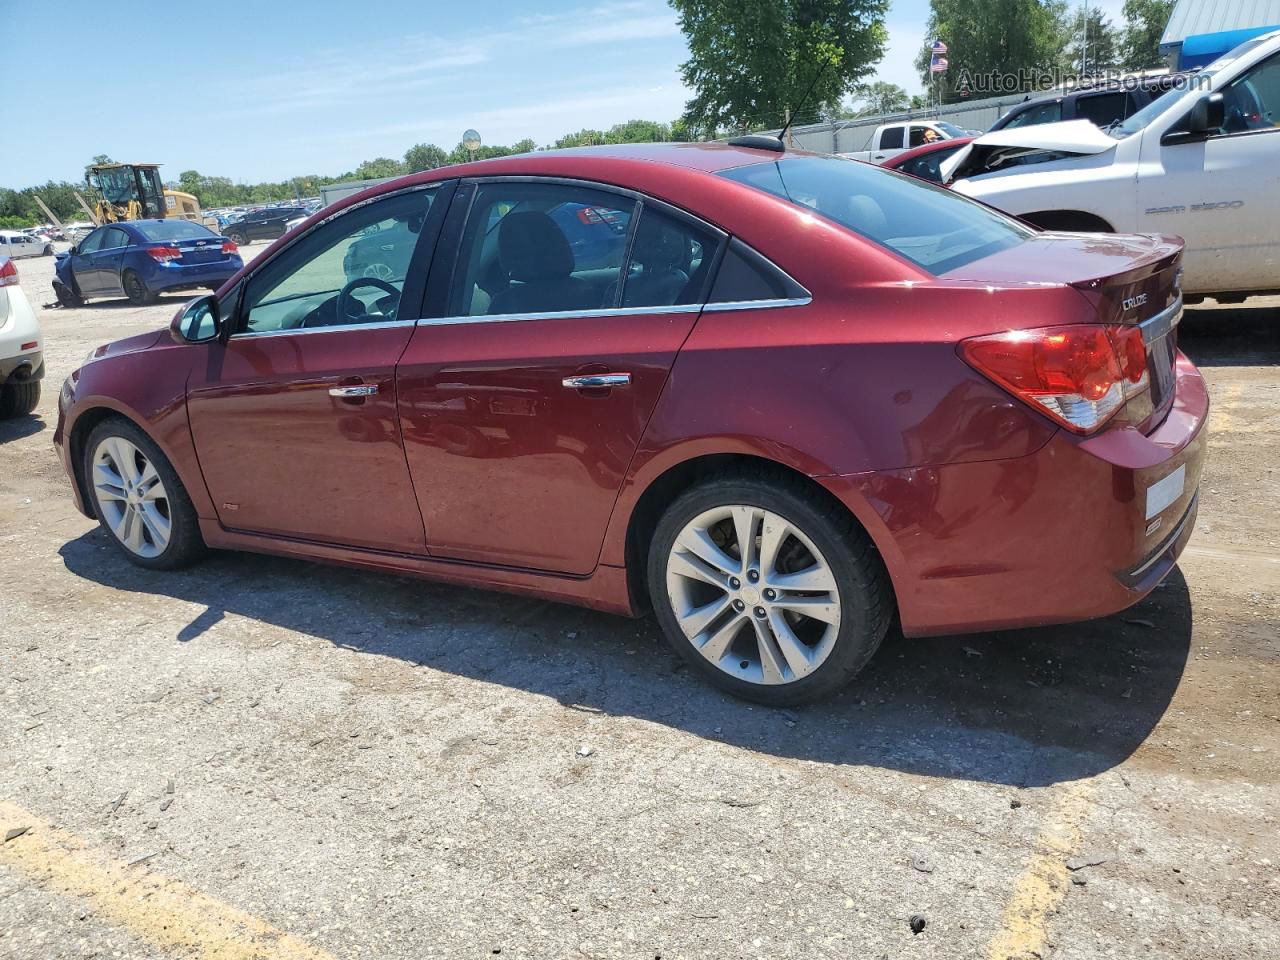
[362,262,396,281]
[665,505,841,686]
[91,436,172,558]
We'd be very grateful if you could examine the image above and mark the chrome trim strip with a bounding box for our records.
[229,318,417,339]
[414,303,705,326]
[702,296,812,312]
[1139,295,1183,345]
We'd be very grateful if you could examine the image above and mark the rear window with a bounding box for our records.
[719,155,1032,274]
[134,220,218,242]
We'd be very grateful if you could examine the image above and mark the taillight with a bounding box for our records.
[146,245,182,262]
[0,259,17,286]
[221,240,238,255]
[959,324,1150,434]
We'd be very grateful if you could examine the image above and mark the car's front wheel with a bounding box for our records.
[84,418,206,569]
[227,231,248,247]
[54,282,85,308]
[647,470,893,706]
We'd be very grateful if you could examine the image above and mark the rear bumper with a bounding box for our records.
[147,258,242,293]
[823,352,1209,637]
[0,350,43,383]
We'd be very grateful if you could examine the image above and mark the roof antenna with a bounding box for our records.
[729,59,831,153]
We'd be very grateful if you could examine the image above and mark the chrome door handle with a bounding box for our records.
[328,384,378,397]
[562,373,631,389]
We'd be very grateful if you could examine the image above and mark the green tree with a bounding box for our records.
[403,143,449,172]
[553,128,608,148]
[603,119,671,143]
[353,157,406,179]
[1120,0,1174,70]
[1067,7,1121,73]
[671,0,889,133]
[916,0,1070,102]
[850,80,911,115]
[510,138,538,154]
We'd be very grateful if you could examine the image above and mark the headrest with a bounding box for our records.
[498,211,574,281]
[634,218,688,271]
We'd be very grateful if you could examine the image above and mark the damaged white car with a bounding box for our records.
[943,30,1280,302]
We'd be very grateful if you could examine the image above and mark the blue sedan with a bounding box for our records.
[53,219,243,307]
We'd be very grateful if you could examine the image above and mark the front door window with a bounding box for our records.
[241,187,436,333]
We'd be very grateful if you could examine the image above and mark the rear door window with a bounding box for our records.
[618,208,718,308]
[450,182,635,317]
[102,227,130,249]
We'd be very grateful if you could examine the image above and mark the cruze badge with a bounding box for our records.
[1122,293,1148,312]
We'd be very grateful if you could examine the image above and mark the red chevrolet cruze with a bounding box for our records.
[54,142,1207,704]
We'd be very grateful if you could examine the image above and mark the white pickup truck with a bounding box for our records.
[842,120,972,162]
[944,30,1280,302]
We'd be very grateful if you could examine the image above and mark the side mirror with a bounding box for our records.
[170,294,222,344]
[1188,92,1225,133]
[1164,93,1225,144]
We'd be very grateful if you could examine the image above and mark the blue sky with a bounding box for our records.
[3,0,1124,188]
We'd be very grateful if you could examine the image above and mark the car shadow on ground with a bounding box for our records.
[1180,303,1280,366]
[59,530,1191,787]
[0,413,45,443]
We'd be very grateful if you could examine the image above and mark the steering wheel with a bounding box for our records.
[335,276,401,324]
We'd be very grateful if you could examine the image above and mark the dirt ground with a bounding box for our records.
[1,247,1277,960]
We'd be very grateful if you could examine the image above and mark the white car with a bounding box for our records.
[944,29,1280,301]
[841,120,972,163]
[0,230,53,259]
[0,256,44,418]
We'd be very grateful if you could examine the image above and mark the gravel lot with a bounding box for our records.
[1,247,1277,959]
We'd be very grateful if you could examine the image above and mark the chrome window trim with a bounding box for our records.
[1140,295,1183,345]
[409,297,812,329]
[702,296,812,312]
[416,303,706,327]
[230,318,417,340]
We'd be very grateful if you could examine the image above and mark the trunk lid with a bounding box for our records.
[945,231,1184,432]
[172,235,232,265]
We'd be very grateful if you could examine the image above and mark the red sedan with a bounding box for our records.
[54,142,1207,705]
[880,136,974,182]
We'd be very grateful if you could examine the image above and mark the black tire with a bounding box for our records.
[0,380,39,419]
[647,468,893,706]
[123,270,156,306]
[228,231,248,247]
[43,244,54,256]
[83,416,207,570]
[54,282,85,308]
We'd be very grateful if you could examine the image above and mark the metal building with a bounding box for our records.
[1160,0,1280,68]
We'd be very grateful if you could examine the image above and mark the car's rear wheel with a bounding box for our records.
[84,418,206,569]
[647,470,893,706]
[123,270,156,306]
[0,380,39,419]
[54,282,85,308]
[43,244,54,256]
